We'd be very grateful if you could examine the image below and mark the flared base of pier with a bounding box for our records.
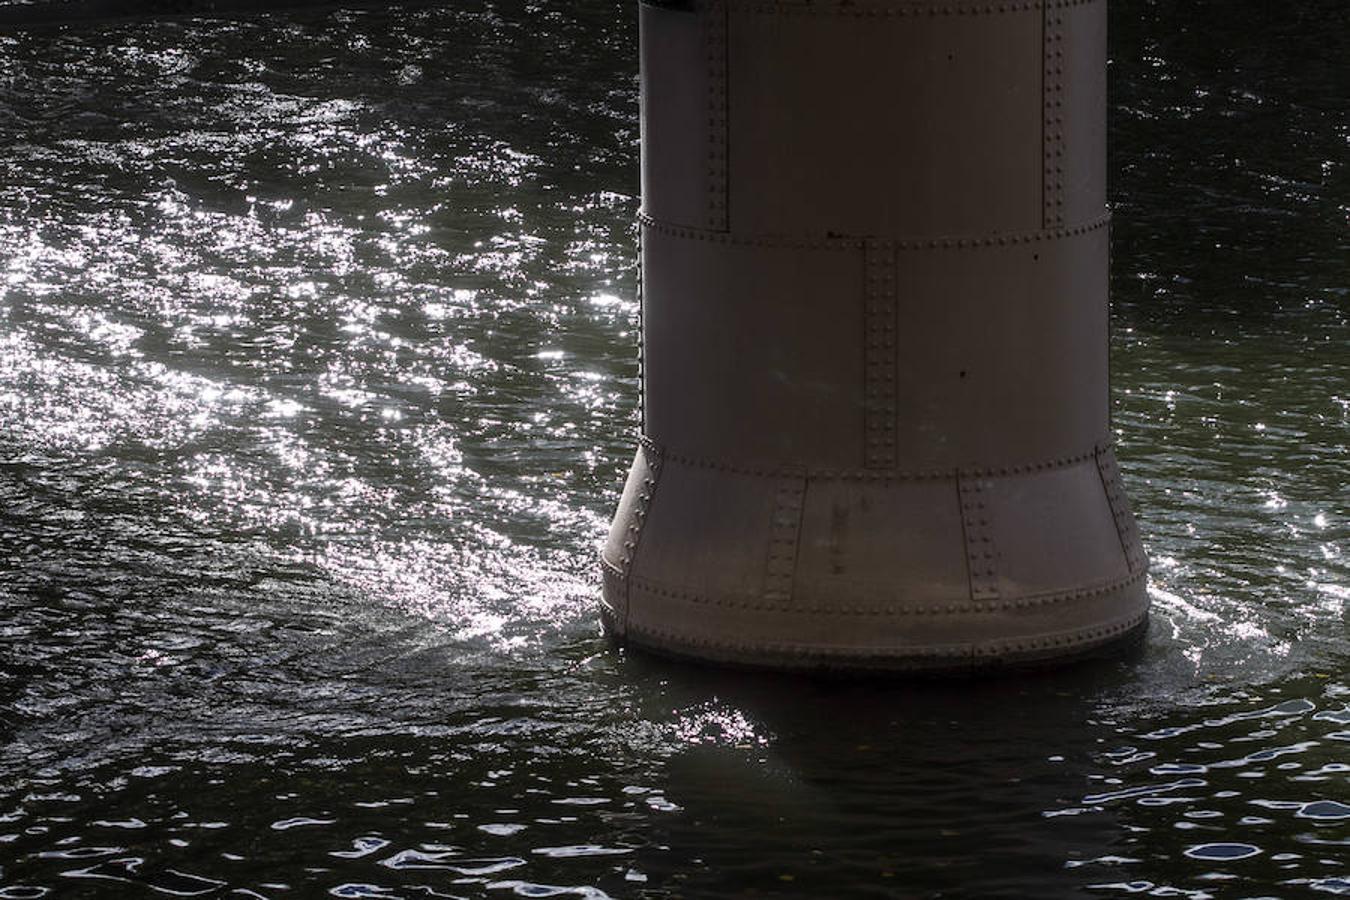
[600,440,1150,673]
[601,607,1149,674]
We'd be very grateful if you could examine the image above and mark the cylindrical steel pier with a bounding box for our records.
[602,0,1148,670]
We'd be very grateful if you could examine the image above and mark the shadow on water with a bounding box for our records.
[613,649,1148,898]
[613,645,1349,898]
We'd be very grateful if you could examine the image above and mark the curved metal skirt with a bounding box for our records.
[600,441,1150,672]
[601,604,1150,673]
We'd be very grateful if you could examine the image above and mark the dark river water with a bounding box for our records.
[0,1,1346,897]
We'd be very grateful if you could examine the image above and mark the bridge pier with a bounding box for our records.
[602,0,1148,670]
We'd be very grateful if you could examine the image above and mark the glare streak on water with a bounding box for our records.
[0,1,1346,898]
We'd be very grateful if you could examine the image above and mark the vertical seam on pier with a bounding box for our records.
[620,439,667,627]
[1095,445,1147,576]
[864,240,897,469]
[706,0,729,232]
[636,223,645,436]
[764,470,806,605]
[1043,2,1065,229]
[958,473,999,603]
[1106,217,1114,433]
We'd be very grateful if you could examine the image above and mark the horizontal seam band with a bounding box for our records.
[637,211,1110,250]
[640,0,1102,14]
[639,435,1109,481]
[731,0,1102,14]
[625,568,1146,615]
[622,608,1148,659]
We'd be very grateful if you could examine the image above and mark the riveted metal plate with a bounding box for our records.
[625,438,665,572]
[889,224,1109,467]
[639,1,710,228]
[792,474,968,611]
[603,442,665,568]
[764,472,806,603]
[1095,445,1147,576]
[641,218,1109,470]
[727,6,1042,237]
[601,440,666,633]
[1058,0,1107,224]
[958,474,999,602]
[864,240,898,469]
[600,559,629,636]
[640,221,864,467]
[985,455,1130,593]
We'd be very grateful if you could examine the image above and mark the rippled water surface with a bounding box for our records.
[0,1,1346,897]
